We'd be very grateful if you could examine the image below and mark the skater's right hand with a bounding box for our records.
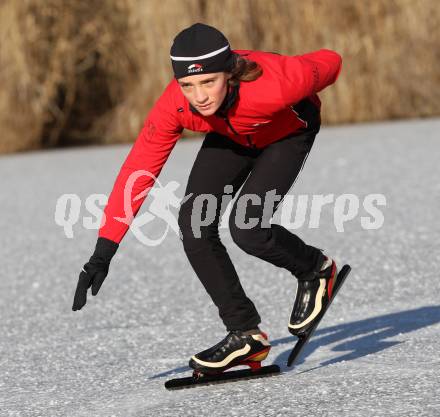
[72,237,119,311]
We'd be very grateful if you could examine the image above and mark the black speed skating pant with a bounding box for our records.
[178,126,326,332]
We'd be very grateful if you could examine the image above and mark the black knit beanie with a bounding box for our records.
[170,23,236,79]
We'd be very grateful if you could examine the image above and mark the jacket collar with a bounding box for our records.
[189,83,240,117]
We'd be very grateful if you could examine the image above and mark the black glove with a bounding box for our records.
[72,237,119,311]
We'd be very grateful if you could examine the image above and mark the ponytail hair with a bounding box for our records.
[228,54,263,86]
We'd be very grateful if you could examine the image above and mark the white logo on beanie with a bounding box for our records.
[187,63,204,74]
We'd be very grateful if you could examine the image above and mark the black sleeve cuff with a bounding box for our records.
[92,237,119,263]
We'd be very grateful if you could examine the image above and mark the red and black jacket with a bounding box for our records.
[99,49,343,243]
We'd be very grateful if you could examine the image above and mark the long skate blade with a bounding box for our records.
[287,264,351,367]
[165,364,281,390]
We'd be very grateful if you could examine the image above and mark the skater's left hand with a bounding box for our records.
[72,237,119,311]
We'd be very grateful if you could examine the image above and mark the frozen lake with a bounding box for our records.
[1,118,439,416]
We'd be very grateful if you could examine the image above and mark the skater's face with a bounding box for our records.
[178,72,232,116]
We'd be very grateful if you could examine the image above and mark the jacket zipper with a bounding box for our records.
[246,135,256,149]
[223,116,239,135]
[223,116,256,149]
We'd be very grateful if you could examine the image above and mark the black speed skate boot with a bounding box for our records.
[288,256,338,337]
[189,330,271,376]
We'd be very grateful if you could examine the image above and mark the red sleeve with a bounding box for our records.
[98,81,183,244]
[278,49,342,105]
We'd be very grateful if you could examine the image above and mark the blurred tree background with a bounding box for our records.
[0,0,438,154]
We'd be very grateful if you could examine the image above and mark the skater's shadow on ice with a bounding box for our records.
[148,305,439,379]
[148,365,191,380]
[273,305,440,373]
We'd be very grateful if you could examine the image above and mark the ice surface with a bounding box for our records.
[1,118,439,416]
